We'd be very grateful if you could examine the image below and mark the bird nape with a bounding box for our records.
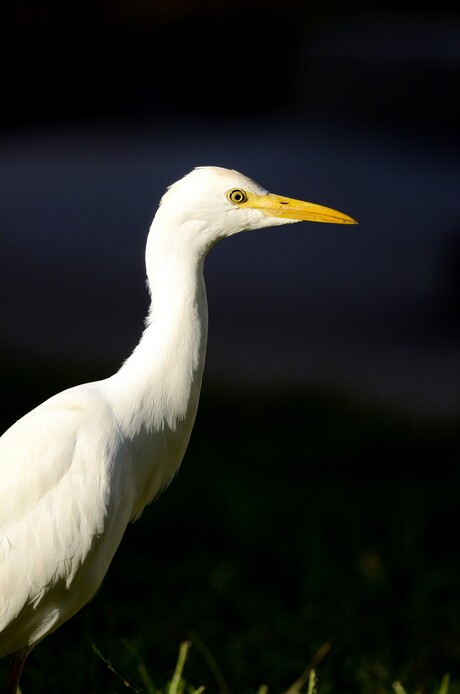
[0,166,356,693]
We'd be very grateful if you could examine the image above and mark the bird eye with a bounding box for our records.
[227,188,248,204]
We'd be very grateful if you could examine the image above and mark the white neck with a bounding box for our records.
[104,226,208,517]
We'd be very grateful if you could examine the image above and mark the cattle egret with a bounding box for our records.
[0,166,356,693]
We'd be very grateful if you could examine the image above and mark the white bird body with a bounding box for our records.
[0,166,355,692]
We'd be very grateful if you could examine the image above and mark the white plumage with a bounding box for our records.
[0,166,356,693]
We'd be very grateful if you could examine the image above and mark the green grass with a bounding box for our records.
[90,642,455,694]
[1,350,459,693]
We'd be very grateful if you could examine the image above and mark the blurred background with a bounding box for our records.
[1,0,459,415]
[0,2,459,693]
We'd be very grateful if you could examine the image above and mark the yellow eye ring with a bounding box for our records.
[227,188,248,204]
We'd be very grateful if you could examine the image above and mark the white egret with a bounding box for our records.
[0,166,356,693]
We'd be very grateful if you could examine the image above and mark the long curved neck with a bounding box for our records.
[104,229,209,515]
[113,245,208,433]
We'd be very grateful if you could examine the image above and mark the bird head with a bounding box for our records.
[150,166,357,258]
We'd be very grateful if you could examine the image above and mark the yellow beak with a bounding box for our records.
[246,191,357,225]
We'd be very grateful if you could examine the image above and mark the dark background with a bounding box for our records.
[0,2,459,692]
[1,1,459,415]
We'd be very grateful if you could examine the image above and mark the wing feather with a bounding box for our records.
[0,383,131,655]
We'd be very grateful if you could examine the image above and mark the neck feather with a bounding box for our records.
[103,237,208,515]
[113,246,208,432]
